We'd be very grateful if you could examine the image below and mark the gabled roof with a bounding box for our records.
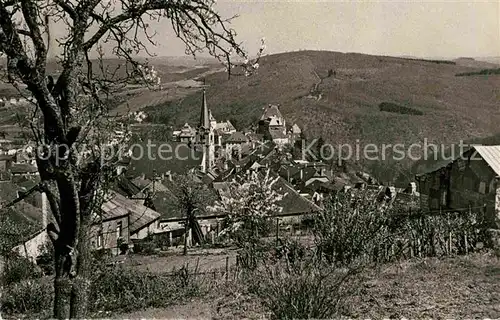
[215,120,236,132]
[179,123,196,137]
[224,131,247,144]
[291,124,301,134]
[261,104,283,121]
[417,145,500,176]
[473,145,500,176]
[265,171,322,215]
[269,116,284,126]
[112,175,142,198]
[101,191,161,233]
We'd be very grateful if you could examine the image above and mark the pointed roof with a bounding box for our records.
[261,104,283,121]
[291,124,301,134]
[473,145,500,176]
[209,110,216,122]
[199,89,210,129]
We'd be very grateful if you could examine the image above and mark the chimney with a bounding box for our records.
[41,192,48,230]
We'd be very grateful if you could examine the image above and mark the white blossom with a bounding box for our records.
[208,169,286,237]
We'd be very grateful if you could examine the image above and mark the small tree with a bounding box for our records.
[168,173,217,255]
[210,169,286,243]
[209,169,286,269]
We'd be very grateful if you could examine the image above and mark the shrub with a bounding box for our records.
[379,102,424,115]
[0,277,53,316]
[456,68,500,76]
[251,259,360,320]
[132,241,157,255]
[313,192,391,266]
[36,243,54,276]
[89,265,204,313]
[1,253,43,286]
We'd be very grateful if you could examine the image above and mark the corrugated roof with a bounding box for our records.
[101,191,161,233]
[473,145,500,176]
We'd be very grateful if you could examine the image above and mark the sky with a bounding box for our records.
[142,0,500,59]
[49,0,500,59]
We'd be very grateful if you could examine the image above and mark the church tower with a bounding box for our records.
[197,89,215,173]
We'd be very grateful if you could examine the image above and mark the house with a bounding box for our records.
[10,187,162,259]
[258,104,289,145]
[223,131,248,159]
[416,145,500,227]
[95,191,162,254]
[215,120,237,135]
[12,229,49,262]
[290,124,302,141]
[10,163,38,176]
[176,123,196,142]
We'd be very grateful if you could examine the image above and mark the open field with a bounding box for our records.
[114,252,500,319]
[120,247,238,274]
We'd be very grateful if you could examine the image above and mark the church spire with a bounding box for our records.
[199,89,209,130]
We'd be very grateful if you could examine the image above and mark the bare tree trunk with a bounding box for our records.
[70,217,92,318]
[53,247,73,319]
[52,176,82,320]
[183,220,189,256]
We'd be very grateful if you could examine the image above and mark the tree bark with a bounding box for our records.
[70,202,93,319]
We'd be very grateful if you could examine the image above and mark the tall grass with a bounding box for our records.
[1,264,209,317]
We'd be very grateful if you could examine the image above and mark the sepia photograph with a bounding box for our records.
[0,0,499,319]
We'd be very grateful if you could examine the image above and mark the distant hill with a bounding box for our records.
[475,57,500,66]
[144,50,500,184]
[453,57,500,69]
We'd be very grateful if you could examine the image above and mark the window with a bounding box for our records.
[490,179,496,194]
[97,232,103,248]
[116,221,123,238]
[441,190,447,206]
[479,181,486,194]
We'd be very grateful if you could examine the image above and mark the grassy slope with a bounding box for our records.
[114,252,500,319]
[145,51,500,184]
[2,52,500,184]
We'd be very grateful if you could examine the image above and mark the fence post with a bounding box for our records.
[225,256,229,282]
[464,232,468,255]
[276,218,279,246]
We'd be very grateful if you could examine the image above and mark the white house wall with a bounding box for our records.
[12,230,49,262]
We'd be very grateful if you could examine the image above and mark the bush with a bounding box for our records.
[132,241,157,255]
[1,277,53,316]
[36,243,54,276]
[313,192,391,266]
[1,253,43,286]
[379,102,424,115]
[250,259,360,320]
[89,265,204,313]
[456,68,500,76]
[1,263,209,317]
